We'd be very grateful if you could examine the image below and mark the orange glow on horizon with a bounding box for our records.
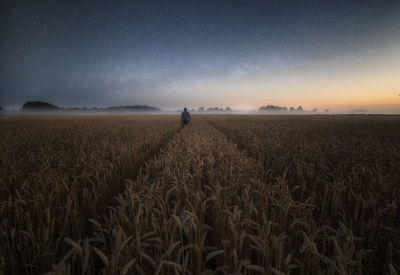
[189,45,400,111]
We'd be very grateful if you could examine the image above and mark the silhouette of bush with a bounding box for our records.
[22,101,59,110]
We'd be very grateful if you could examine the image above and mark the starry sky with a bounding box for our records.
[1,0,400,111]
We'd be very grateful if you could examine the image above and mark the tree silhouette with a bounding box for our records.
[258,105,287,112]
[22,101,59,110]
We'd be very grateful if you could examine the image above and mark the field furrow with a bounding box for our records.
[0,115,180,274]
[54,119,321,274]
[206,115,400,274]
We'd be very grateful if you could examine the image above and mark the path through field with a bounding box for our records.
[91,118,298,275]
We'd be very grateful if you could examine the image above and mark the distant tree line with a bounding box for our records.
[258,105,288,112]
[198,107,232,112]
[259,105,304,112]
[258,105,329,113]
[20,101,162,112]
[23,101,60,110]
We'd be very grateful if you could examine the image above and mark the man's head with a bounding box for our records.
[184,107,187,111]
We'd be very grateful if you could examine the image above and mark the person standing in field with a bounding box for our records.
[181,107,191,125]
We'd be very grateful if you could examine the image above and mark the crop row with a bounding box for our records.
[0,115,180,274]
[207,115,400,274]
[48,119,299,274]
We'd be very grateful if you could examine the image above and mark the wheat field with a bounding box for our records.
[0,115,399,274]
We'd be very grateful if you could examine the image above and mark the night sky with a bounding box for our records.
[1,0,400,111]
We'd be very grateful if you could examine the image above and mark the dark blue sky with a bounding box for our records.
[1,0,400,110]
